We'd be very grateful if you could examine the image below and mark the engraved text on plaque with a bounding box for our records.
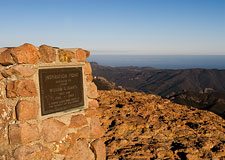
[39,67,84,115]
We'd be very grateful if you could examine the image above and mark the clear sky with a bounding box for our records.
[0,0,225,55]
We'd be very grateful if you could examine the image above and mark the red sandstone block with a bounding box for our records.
[14,144,52,160]
[69,114,88,128]
[10,43,40,64]
[88,100,99,108]
[1,65,36,78]
[0,49,15,65]
[74,48,90,62]
[39,45,56,63]
[84,62,92,75]
[9,122,40,144]
[87,82,99,99]
[12,65,36,77]
[13,65,35,77]
[66,139,92,160]
[67,133,79,144]
[85,108,99,118]
[16,101,38,121]
[42,119,68,142]
[86,74,93,83]
[7,80,37,98]
[0,43,40,65]
[77,126,90,139]
[89,116,105,139]
[91,139,106,160]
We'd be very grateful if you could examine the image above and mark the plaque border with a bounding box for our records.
[37,65,86,118]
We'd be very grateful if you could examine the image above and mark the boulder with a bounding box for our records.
[87,82,99,99]
[69,114,88,128]
[66,139,93,160]
[9,122,40,144]
[91,139,106,160]
[39,45,56,63]
[0,49,15,65]
[14,144,52,160]
[10,43,40,64]
[42,119,68,142]
[89,116,104,139]
[2,65,36,78]
[7,80,37,98]
[16,101,38,121]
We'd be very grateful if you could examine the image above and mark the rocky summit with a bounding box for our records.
[97,90,225,160]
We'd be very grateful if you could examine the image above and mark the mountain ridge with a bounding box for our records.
[91,62,225,119]
[91,62,225,96]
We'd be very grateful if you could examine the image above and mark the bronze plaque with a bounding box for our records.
[39,67,84,115]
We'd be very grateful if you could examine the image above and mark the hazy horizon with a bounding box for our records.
[87,54,225,69]
[90,50,225,55]
[0,0,225,55]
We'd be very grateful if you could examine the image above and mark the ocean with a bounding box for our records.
[87,55,225,69]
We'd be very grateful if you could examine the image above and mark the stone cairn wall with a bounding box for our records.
[0,43,105,160]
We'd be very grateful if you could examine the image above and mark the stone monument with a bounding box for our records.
[0,43,105,160]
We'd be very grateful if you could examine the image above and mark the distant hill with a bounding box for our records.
[93,76,125,91]
[167,91,225,119]
[91,62,225,96]
[91,62,225,118]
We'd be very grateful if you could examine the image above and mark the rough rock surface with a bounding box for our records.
[58,49,75,62]
[75,48,90,62]
[60,48,90,62]
[42,119,68,143]
[9,122,40,144]
[14,143,52,160]
[97,90,225,160]
[0,49,15,65]
[90,116,105,139]
[10,43,40,64]
[66,139,93,160]
[7,80,37,97]
[39,45,56,63]
[0,48,7,54]
[91,139,106,160]
[69,114,88,128]
[93,77,116,90]
[3,65,36,78]
[16,101,38,120]
[87,82,99,99]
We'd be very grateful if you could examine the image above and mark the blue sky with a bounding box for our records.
[0,0,225,54]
